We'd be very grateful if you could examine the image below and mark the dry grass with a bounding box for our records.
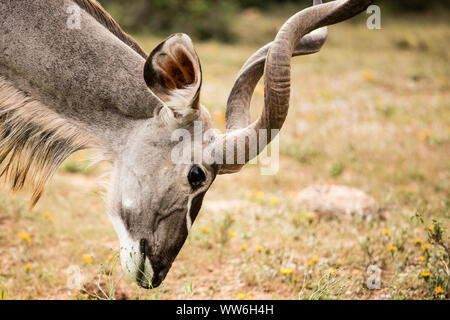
[0,10,449,300]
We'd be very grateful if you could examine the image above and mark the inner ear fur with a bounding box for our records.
[144,33,202,109]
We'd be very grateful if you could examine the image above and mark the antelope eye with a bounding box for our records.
[188,165,206,189]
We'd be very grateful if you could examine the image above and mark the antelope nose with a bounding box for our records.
[151,265,171,288]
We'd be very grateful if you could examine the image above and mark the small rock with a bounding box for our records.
[293,185,380,219]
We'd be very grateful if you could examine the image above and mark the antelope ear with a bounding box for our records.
[144,33,202,118]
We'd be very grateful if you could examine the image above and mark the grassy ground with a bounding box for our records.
[0,10,449,300]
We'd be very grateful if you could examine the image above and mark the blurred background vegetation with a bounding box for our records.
[97,0,449,42]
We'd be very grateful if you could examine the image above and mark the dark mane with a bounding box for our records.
[73,0,147,58]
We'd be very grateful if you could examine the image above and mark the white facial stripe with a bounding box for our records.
[185,186,206,232]
[186,195,193,232]
[185,163,210,232]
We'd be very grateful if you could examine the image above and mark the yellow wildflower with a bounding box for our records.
[311,256,319,264]
[24,264,33,271]
[418,131,427,141]
[422,243,430,251]
[435,286,443,294]
[44,211,55,223]
[306,112,315,122]
[414,238,422,245]
[18,232,31,243]
[256,246,264,253]
[280,267,294,275]
[201,226,210,233]
[420,256,426,262]
[336,260,343,266]
[83,254,93,264]
[237,292,246,300]
[382,228,391,237]
[255,191,264,200]
[429,225,434,231]
[269,196,278,205]
[362,70,374,81]
[388,246,397,252]
[421,271,430,278]
[229,231,236,239]
[165,295,172,300]
[247,294,254,300]
[329,268,336,276]
[240,244,248,251]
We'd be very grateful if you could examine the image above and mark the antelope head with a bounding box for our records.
[107,0,374,288]
[108,33,218,288]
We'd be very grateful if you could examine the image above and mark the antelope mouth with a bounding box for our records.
[136,239,170,289]
[150,267,170,289]
[136,261,170,289]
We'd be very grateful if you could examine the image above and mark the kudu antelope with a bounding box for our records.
[0,0,374,288]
